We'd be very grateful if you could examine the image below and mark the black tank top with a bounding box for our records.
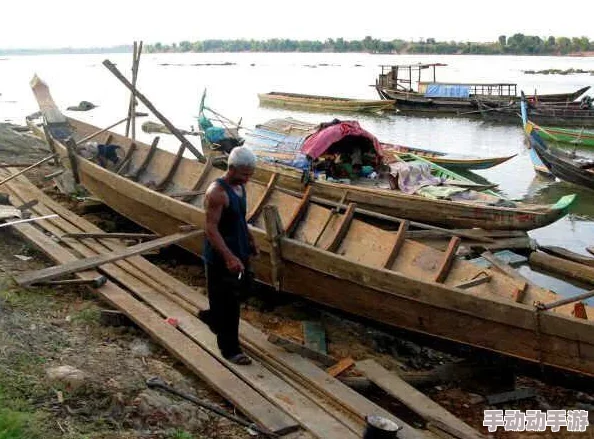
[203,178,251,265]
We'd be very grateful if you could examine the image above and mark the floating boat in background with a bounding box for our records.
[196,103,575,231]
[374,63,590,116]
[258,91,395,113]
[522,99,594,190]
[531,124,594,148]
[30,73,594,378]
[250,116,516,172]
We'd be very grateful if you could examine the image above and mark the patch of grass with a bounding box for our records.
[0,408,46,439]
[167,430,195,439]
[0,284,59,313]
[71,305,100,326]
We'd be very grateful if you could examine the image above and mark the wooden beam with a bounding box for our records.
[0,154,57,188]
[247,173,278,223]
[530,251,594,286]
[103,60,205,163]
[127,136,159,180]
[263,205,284,291]
[539,245,594,267]
[116,142,137,175]
[357,360,485,439]
[285,185,311,237]
[171,190,205,199]
[76,117,129,146]
[61,232,159,240]
[15,229,203,286]
[326,358,355,378]
[383,220,409,269]
[481,250,530,285]
[325,202,357,253]
[155,144,186,191]
[434,237,462,283]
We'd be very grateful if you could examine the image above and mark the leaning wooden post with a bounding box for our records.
[63,138,81,184]
[0,154,57,187]
[263,205,284,292]
[102,59,206,163]
[125,41,143,140]
[125,42,137,138]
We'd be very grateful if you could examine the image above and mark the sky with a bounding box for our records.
[3,0,593,49]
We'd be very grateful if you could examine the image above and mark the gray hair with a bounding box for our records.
[228,146,256,169]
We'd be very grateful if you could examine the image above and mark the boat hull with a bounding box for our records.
[28,115,594,378]
[258,92,395,113]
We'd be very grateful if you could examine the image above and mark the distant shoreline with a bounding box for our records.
[2,34,594,57]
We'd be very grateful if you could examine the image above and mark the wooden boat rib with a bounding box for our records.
[258,92,395,113]
[29,76,594,377]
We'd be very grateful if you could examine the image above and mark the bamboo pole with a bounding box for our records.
[102,59,206,163]
[125,41,143,139]
[76,117,129,146]
[0,154,57,187]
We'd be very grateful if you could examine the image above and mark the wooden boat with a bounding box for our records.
[375,63,591,116]
[258,92,395,113]
[249,116,516,172]
[532,125,594,149]
[199,112,574,231]
[480,99,594,128]
[523,101,594,190]
[29,74,594,378]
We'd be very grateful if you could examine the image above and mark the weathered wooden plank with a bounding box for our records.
[357,360,485,439]
[8,222,298,435]
[263,205,284,291]
[326,358,355,377]
[530,251,594,285]
[0,154,57,188]
[539,245,594,267]
[15,229,203,286]
[434,237,461,283]
[61,232,159,240]
[384,220,409,269]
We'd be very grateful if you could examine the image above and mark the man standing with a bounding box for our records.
[200,147,258,365]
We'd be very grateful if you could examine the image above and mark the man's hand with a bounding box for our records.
[225,254,245,274]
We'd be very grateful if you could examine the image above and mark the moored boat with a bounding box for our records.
[258,92,395,113]
[197,109,573,231]
[29,73,594,378]
[375,63,591,116]
[532,124,594,148]
[522,99,594,190]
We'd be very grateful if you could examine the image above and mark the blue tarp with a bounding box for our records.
[424,84,470,98]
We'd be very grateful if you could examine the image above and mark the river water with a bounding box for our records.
[1,52,594,297]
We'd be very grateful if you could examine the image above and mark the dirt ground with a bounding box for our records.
[1,122,593,438]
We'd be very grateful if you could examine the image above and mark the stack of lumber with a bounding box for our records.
[0,169,443,439]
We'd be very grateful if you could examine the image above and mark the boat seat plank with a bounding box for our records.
[336,220,398,268]
[182,157,214,203]
[247,173,279,223]
[154,144,186,191]
[384,220,409,269]
[434,237,462,283]
[324,203,357,253]
[285,186,312,237]
[288,202,333,246]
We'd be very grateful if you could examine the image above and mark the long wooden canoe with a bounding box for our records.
[30,75,594,378]
[533,125,594,149]
[258,92,395,113]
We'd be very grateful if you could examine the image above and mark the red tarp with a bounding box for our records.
[301,121,383,159]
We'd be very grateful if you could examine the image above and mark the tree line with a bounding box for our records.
[145,34,593,55]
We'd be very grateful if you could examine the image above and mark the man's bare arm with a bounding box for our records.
[204,183,244,273]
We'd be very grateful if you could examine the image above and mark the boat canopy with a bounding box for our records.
[301,120,382,159]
